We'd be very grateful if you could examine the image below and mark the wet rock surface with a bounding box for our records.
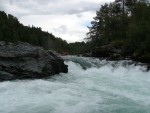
[0,41,68,81]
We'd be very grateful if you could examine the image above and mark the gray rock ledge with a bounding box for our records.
[0,41,68,81]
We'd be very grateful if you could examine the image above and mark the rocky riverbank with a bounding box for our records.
[82,44,150,70]
[0,41,68,81]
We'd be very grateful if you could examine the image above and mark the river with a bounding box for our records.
[0,56,150,113]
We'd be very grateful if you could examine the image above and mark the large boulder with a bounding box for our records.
[0,41,68,81]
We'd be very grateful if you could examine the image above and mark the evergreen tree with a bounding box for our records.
[87,2,127,45]
[86,0,150,60]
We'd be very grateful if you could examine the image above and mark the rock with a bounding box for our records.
[83,41,125,60]
[90,45,123,60]
[134,54,150,64]
[82,52,92,57]
[0,41,68,81]
[0,71,14,80]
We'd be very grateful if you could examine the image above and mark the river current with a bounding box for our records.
[0,56,150,113]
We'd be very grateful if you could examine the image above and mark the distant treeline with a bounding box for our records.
[61,0,150,58]
[1,0,150,59]
[0,11,92,54]
[0,11,68,52]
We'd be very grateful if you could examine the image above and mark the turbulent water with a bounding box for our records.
[0,56,150,113]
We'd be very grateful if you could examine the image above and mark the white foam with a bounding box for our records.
[0,57,150,113]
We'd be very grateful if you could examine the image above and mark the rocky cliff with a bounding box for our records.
[0,41,68,81]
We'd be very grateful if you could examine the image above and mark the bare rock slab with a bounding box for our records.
[0,41,68,81]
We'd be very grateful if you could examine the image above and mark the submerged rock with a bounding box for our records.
[0,41,68,81]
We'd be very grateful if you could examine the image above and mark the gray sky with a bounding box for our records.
[0,0,114,42]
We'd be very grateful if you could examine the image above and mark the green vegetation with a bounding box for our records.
[0,11,93,55]
[0,11,68,52]
[0,0,150,64]
[85,0,150,62]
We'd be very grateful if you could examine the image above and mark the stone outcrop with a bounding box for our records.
[0,41,68,81]
[82,43,150,70]
[85,44,124,60]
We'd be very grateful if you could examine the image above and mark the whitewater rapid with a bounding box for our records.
[0,56,150,113]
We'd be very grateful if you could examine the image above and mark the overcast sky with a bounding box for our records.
[0,0,114,42]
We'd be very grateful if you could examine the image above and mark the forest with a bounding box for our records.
[0,11,69,52]
[0,0,150,63]
[85,0,150,63]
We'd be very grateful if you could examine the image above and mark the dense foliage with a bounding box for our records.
[0,0,150,61]
[86,0,150,60]
[0,11,68,52]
